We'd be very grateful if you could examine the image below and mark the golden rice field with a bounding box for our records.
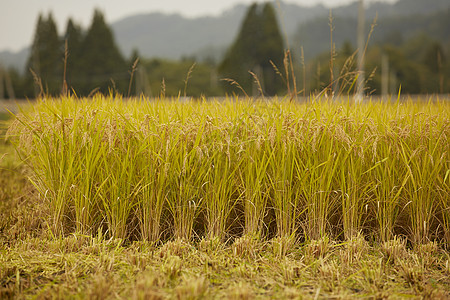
[6,95,450,244]
[1,95,449,298]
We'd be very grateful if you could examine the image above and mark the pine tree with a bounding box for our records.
[79,9,127,95]
[260,3,284,95]
[219,3,259,95]
[219,3,285,96]
[25,13,63,96]
[64,18,83,93]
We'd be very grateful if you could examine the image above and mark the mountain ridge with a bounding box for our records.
[1,0,449,73]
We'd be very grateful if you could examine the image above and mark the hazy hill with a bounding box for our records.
[294,3,450,59]
[110,9,245,62]
[1,0,449,72]
[110,0,450,61]
[110,2,327,61]
[0,48,29,73]
[333,0,450,19]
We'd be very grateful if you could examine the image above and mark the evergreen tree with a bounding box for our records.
[219,3,259,95]
[260,3,284,95]
[64,18,83,93]
[219,3,285,96]
[25,13,63,97]
[79,9,127,95]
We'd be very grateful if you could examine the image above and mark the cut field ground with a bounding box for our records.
[1,96,449,298]
[1,233,449,299]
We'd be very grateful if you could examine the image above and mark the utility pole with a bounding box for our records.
[32,40,41,98]
[356,0,365,103]
[0,64,4,99]
[381,53,389,99]
[5,69,15,100]
[0,63,15,100]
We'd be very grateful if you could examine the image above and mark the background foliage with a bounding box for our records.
[1,0,449,98]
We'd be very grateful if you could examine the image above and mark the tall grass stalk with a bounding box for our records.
[135,122,169,242]
[165,123,207,241]
[336,118,374,240]
[98,119,141,240]
[398,116,448,244]
[298,117,342,240]
[71,116,105,235]
[203,141,239,241]
[238,138,272,238]
[267,128,301,238]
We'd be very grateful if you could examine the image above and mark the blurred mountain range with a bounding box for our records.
[1,0,449,73]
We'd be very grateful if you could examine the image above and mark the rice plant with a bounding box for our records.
[7,95,449,246]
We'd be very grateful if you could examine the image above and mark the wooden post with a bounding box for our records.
[356,0,365,103]
[0,64,4,99]
[381,53,389,99]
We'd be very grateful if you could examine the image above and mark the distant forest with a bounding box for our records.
[0,0,449,98]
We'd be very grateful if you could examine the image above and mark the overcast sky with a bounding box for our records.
[0,0,397,52]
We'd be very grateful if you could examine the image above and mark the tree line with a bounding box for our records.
[1,2,448,99]
[12,10,131,98]
[3,3,285,99]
